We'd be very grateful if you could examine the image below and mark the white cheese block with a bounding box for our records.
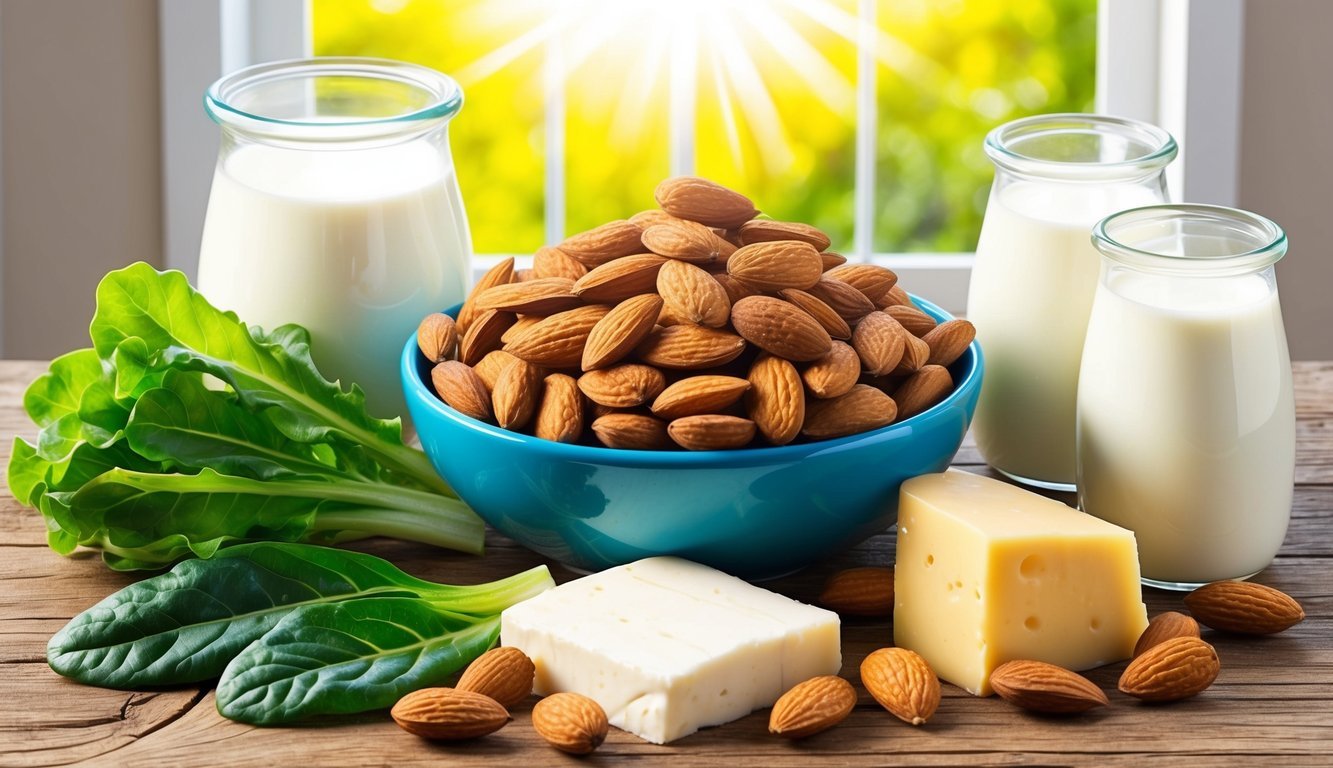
[500,556,841,744]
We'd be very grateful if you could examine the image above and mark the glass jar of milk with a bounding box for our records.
[968,115,1176,491]
[199,58,472,421]
[1079,205,1293,590]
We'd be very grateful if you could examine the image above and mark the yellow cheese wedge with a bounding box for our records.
[893,469,1149,695]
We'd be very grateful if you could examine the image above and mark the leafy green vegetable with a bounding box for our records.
[9,262,484,569]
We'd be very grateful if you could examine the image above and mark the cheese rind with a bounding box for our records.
[893,469,1149,695]
[500,557,840,744]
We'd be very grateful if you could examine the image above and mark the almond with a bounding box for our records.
[746,354,804,446]
[807,276,876,323]
[818,566,894,617]
[532,692,609,755]
[591,412,670,450]
[820,251,848,271]
[578,364,666,408]
[1134,611,1202,658]
[641,219,736,266]
[657,259,731,328]
[802,384,897,439]
[893,365,953,419]
[391,687,509,740]
[876,283,912,309]
[459,309,516,366]
[417,313,458,363]
[635,324,747,370]
[780,288,851,339]
[431,361,493,422]
[738,219,832,251]
[860,647,941,725]
[535,373,583,443]
[655,176,759,229]
[802,341,861,399]
[714,272,758,305]
[629,209,685,229]
[505,304,611,369]
[892,333,930,375]
[826,264,898,303]
[582,294,664,371]
[456,647,536,708]
[852,311,907,376]
[458,257,515,333]
[668,414,757,450]
[491,358,544,431]
[532,245,588,281]
[885,304,937,337]
[473,350,519,392]
[922,319,976,367]
[514,268,537,282]
[731,295,832,362]
[559,219,645,267]
[501,315,541,345]
[1183,581,1305,634]
[651,375,751,420]
[572,253,667,303]
[768,675,856,739]
[1118,636,1220,702]
[989,660,1109,714]
[727,241,823,292]
[476,277,581,315]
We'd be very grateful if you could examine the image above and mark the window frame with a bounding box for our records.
[157,0,1245,314]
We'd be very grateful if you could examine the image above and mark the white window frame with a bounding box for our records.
[157,0,1245,315]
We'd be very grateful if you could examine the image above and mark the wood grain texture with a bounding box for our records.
[1,361,1330,767]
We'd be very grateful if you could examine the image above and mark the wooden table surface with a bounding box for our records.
[1,359,1330,767]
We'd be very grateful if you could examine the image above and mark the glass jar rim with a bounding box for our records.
[1092,204,1287,276]
[984,113,1177,181]
[205,57,462,145]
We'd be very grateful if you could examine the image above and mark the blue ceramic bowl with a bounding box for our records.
[402,295,982,579]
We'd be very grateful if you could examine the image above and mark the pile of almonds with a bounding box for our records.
[418,176,976,450]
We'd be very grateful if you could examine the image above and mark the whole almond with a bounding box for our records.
[780,288,852,339]
[819,566,894,617]
[876,283,912,309]
[391,687,510,741]
[642,219,736,266]
[629,209,685,229]
[714,272,758,305]
[1119,636,1220,702]
[989,660,1109,714]
[651,375,751,420]
[922,319,976,366]
[559,220,645,267]
[893,365,953,419]
[746,354,804,446]
[572,253,668,303]
[668,414,757,450]
[655,176,759,229]
[532,245,588,281]
[592,412,670,450]
[636,324,747,370]
[492,358,544,430]
[578,364,667,408]
[1183,581,1305,634]
[431,361,494,422]
[417,313,458,363]
[458,257,515,333]
[582,294,664,371]
[532,692,609,755]
[852,311,907,376]
[505,304,612,369]
[886,304,937,337]
[731,295,832,362]
[457,647,536,708]
[826,264,898,303]
[860,647,941,725]
[802,341,861,399]
[535,373,583,443]
[738,219,831,251]
[893,333,930,375]
[820,251,848,271]
[1134,612,1202,658]
[657,259,731,328]
[459,309,516,366]
[501,315,541,345]
[802,384,897,439]
[474,350,519,392]
[476,278,581,315]
[514,268,537,282]
[808,276,875,323]
[727,241,824,292]
[768,675,856,739]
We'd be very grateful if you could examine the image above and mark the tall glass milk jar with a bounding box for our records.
[1078,205,1293,590]
[968,115,1176,491]
[199,58,472,420]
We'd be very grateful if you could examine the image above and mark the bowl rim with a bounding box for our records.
[402,293,982,467]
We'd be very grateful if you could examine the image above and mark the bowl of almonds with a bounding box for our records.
[402,177,982,578]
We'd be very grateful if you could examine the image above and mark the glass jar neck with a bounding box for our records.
[985,114,1177,184]
[1092,204,1287,278]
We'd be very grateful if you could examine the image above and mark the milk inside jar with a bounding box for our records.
[1078,205,1293,589]
[967,115,1176,491]
[199,59,472,421]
